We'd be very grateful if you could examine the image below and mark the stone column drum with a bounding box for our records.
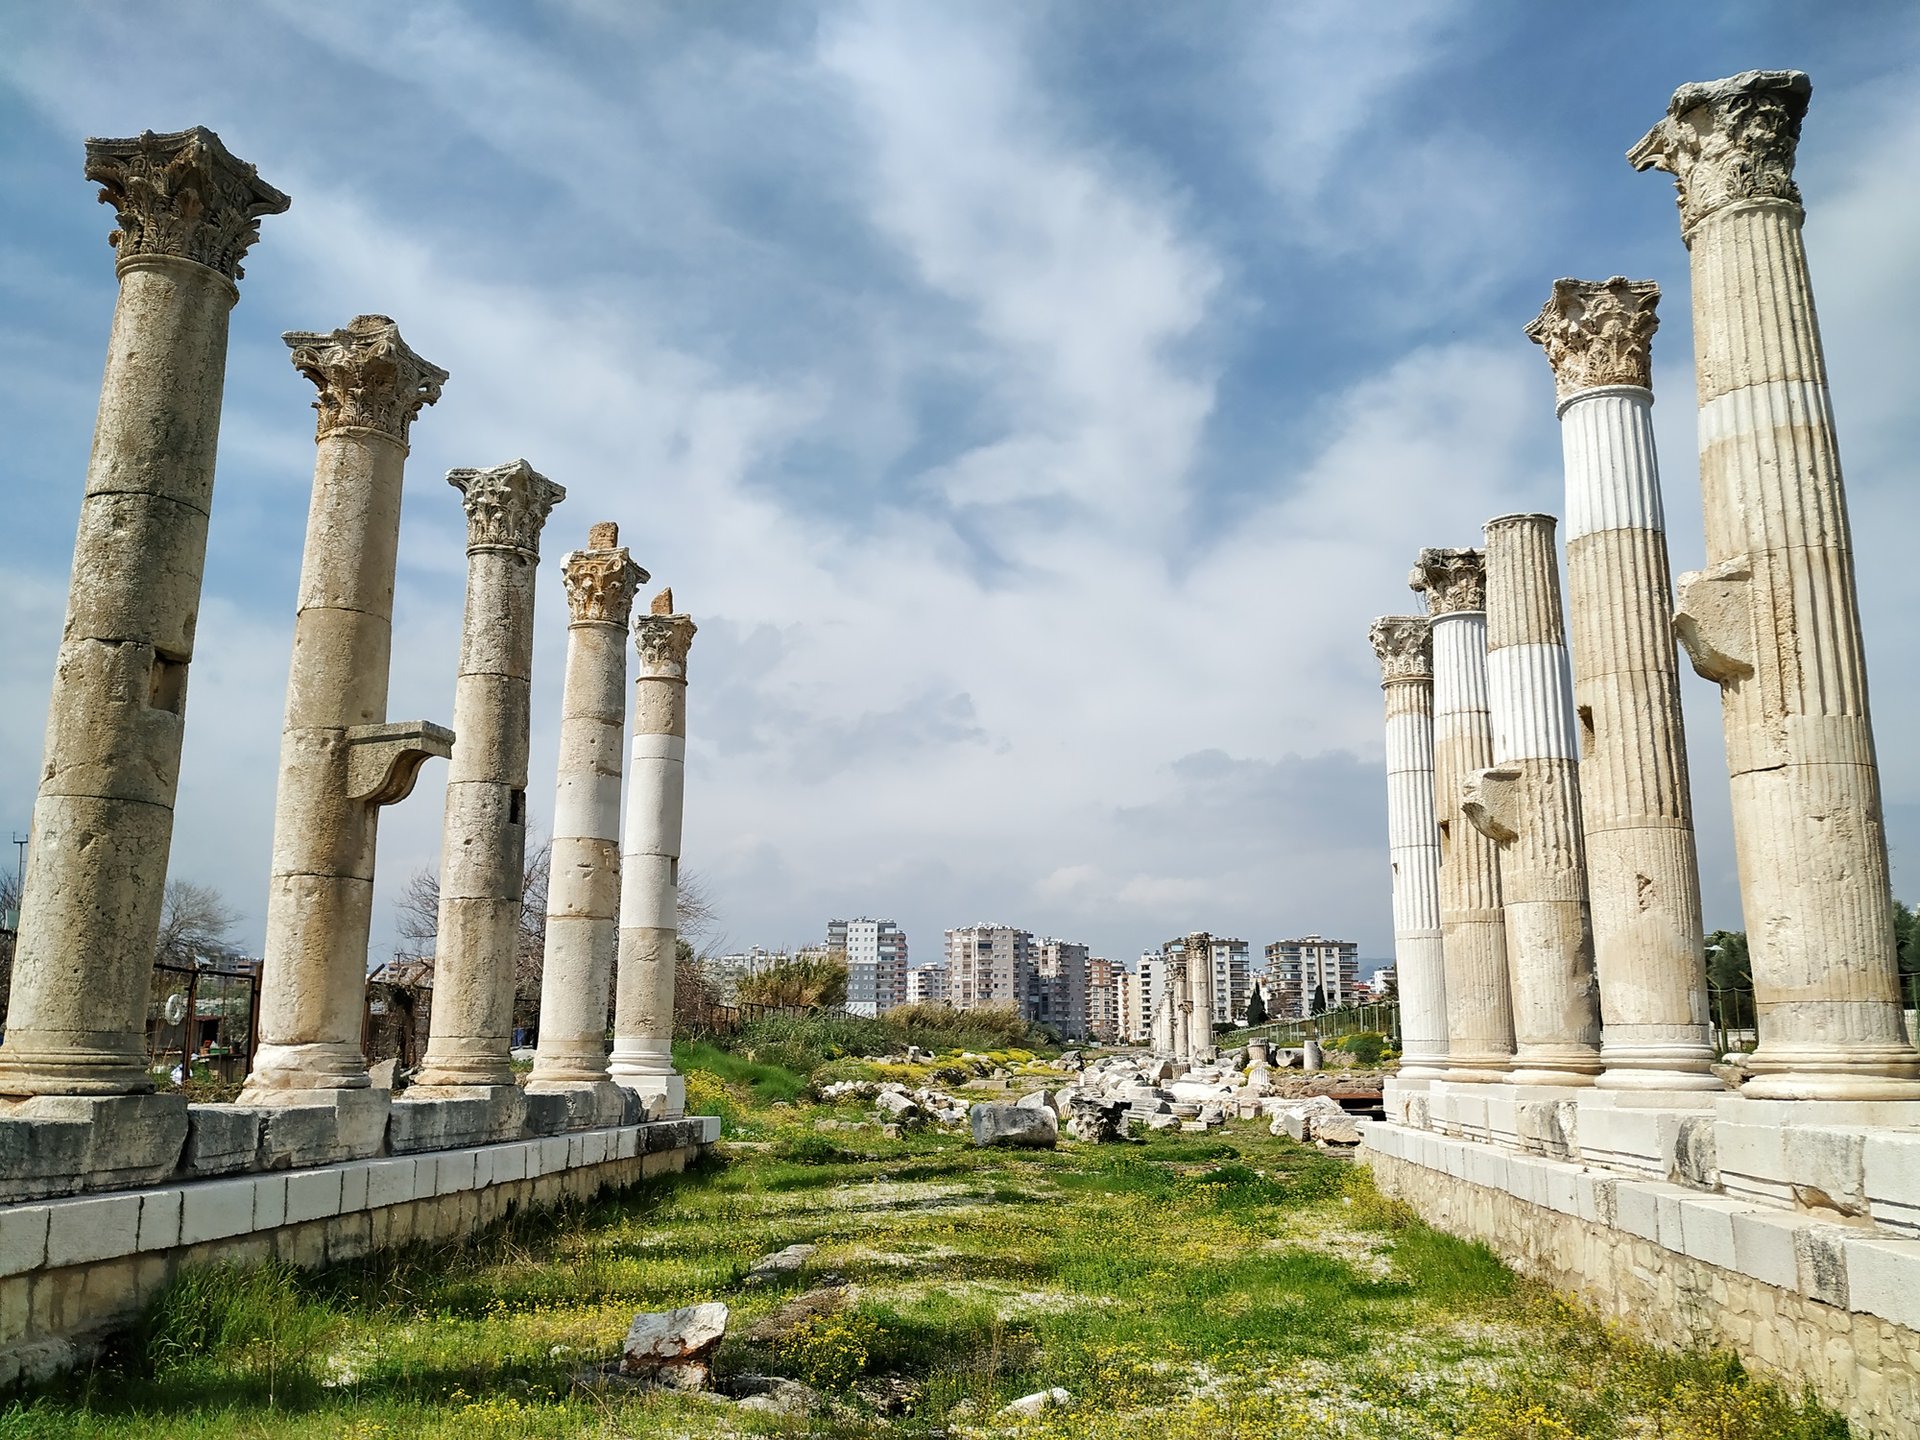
[1410,548,1514,1081]
[0,128,288,1098]
[1632,70,1920,1097]
[609,591,695,1117]
[241,317,453,1102]
[1186,932,1216,1063]
[413,460,565,1090]
[1369,616,1448,1081]
[1526,278,1719,1090]
[1463,514,1603,1085]
[527,524,648,1121]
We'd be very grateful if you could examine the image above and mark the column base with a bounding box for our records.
[1439,1051,1511,1083]
[239,1041,373,1099]
[410,1050,517,1090]
[1737,1044,1920,1101]
[0,1038,153,1099]
[1597,1050,1725,1092]
[615,1072,685,1121]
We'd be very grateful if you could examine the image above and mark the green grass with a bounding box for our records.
[0,1055,1854,1440]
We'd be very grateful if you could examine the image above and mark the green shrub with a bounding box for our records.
[1337,1031,1387,1067]
[879,1002,1053,1053]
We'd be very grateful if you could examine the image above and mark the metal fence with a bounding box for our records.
[147,958,261,1086]
[1223,999,1401,1050]
[677,996,863,1038]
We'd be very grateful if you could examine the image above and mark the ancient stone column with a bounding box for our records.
[1526,279,1720,1091]
[609,591,694,1117]
[0,128,288,1097]
[527,524,647,1119]
[1369,616,1448,1081]
[1152,976,1179,1057]
[1463,514,1603,1085]
[413,460,565,1090]
[1185,932,1216,1062]
[1632,71,1920,1097]
[1409,548,1513,1081]
[240,317,452,1102]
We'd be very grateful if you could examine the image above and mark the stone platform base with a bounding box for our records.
[1362,1123,1920,1439]
[0,1115,719,1386]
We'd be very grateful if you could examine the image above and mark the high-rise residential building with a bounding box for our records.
[1031,938,1090,1038]
[1133,952,1166,1042]
[707,945,790,1001]
[1158,935,1252,1024]
[945,924,1033,1013]
[905,964,949,1006]
[1262,935,1361,1019]
[1087,956,1125,1043]
[829,917,909,1017]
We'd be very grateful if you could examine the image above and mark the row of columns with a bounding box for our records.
[0,126,696,1118]
[1373,70,1920,1101]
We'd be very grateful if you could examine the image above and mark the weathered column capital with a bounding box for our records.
[634,589,697,679]
[562,522,650,627]
[84,126,289,280]
[1628,69,1809,236]
[1408,547,1485,615]
[1525,277,1661,403]
[284,315,448,446]
[1368,615,1432,685]
[448,459,565,555]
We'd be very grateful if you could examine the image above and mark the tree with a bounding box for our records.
[737,951,849,1009]
[0,867,19,1031]
[1309,982,1327,1017]
[392,838,551,1030]
[155,881,240,968]
[1704,929,1750,992]
[1244,983,1267,1028]
[1893,900,1919,981]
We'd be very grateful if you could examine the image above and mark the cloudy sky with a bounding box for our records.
[3,3,1918,977]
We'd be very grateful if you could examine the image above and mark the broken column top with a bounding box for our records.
[448,459,565,555]
[85,125,290,280]
[634,589,696,679]
[1368,615,1432,683]
[1408,547,1486,615]
[284,315,448,445]
[562,525,649,626]
[1525,277,1660,403]
[1628,69,1810,235]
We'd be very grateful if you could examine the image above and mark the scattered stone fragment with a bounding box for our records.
[745,1243,816,1285]
[1003,1387,1071,1415]
[621,1301,728,1388]
[969,1102,1058,1149]
[727,1375,823,1415]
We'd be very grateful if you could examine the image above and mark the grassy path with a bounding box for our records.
[0,1067,1850,1439]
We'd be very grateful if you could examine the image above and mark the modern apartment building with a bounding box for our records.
[1087,956,1126,1043]
[1132,953,1166,1042]
[905,964,950,1006]
[1032,938,1091,1038]
[829,917,909,1017]
[1262,934,1361,1019]
[944,924,1034,1013]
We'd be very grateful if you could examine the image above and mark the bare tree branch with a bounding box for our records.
[155,880,239,968]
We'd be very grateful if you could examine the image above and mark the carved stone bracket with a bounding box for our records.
[1369,615,1433,683]
[634,610,697,680]
[1461,766,1525,846]
[84,126,289,280]
[1409,547,1486,615]
[1673,559,1756,686]
[1628,69,1810,236]
[345,721,455,806]
[284,315,448,444]
[1526,278,1661,400]
[448,459,566,555]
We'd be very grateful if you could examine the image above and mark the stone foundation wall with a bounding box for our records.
[1363,1131,1919,1440]
[0,1116,717,1386]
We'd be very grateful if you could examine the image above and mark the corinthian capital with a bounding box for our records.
[634,596,697,680]
[84,126,289,280]
[447,459,566,555]
[284,315,448,444]
[1408,547,1486,615]
[1525,277,1660,400]
[1368,615,1432,683]
[562,521,650,625]
[1628,69,1809,235]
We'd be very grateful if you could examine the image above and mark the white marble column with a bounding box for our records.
[1167,956,1190,1061]
[1527,278,1720,1090]
[1410,548,1514,1081]
[1186,932,1216,1063]
[1632,70,1920,1098]
[527,524,646,1116]
[609,591,694,1117]
[414,460,565,1090]
[1464,514,1603,1085]
[1369,616,1448,1081]
[0,129,287,1098]
[242,317,452,1101]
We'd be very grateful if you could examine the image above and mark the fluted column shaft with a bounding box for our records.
[1371,616,1447,1079]
[1633,70,1920,1098]
[610,600,694,1117]
[415,461,565,1090]
[244,318,450,1098]
[0,129,287,1097]
[1466,514,1602,1084]
[1186,932,1215,1062]
[529,527,645,1093]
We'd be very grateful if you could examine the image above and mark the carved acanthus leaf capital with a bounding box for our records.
[447,459,565,555]
[1368,615,1432,683]
[1628,69,1809,236]
[1525,277,1660,400]
[84,126,289,280]
[284,315,448,443]
[634,612,697,680]
[1408,547,1486,615]
[562,543,649,626]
